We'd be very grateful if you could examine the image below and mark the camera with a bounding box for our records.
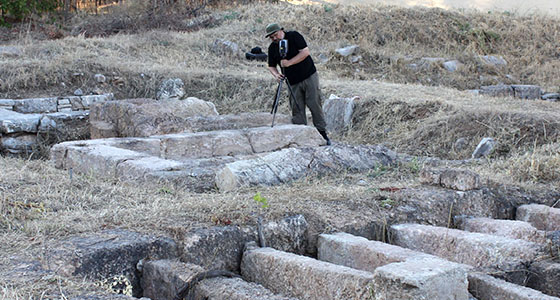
[279,39,288,58]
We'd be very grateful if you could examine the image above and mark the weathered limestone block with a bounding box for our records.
[13,97,58,113]
[0,134,36,154]
[0,109,41,133]
[373,257,469,300]
[38,111,89,133]
[90,98,219,138]
[323,94,357,133]
[468,272,560,300]
[480,55,507,67]
[479,85,514,97]
[245,125,325,153]
[0,99,14,110]
[511,85,541,99]
[44,229,177,296]
[141,259,204,300]
[90,121,117,139]
[50,142,148,178]
[454,216,544,243]
[419,168,481,191]
[318,233,469,300]
[390,224,543,269]
[141,259,296,300]
[516,204,560,231]
[216,144,396,191]
[527,260,560,297]
[241,247,374,300]
[161,130,252,160]
[318,232,424,271]
[0,46,22,57]
[180,216,308,272]
[183,112,291,133]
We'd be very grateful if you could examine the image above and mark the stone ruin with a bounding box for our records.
[2,94,559,299]
[0,94,113,155]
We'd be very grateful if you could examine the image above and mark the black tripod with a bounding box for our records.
[271,67,301,127]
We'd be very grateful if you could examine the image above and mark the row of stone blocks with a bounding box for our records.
[51,123,397,192]
[32,204,559,300]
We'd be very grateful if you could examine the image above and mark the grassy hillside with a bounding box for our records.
[1,1,560,297]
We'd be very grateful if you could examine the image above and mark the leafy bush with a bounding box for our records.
[0,0,58,24]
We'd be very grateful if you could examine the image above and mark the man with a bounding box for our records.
[265,23,331,145]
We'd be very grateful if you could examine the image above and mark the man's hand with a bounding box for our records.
[273,72,285,81]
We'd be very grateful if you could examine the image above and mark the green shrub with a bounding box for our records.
[0,0,58,24]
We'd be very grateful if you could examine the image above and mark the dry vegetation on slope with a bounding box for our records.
[1,1,560,298]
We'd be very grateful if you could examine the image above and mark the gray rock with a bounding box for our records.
[0,109,41,134]
[212,38,239,56]
[0,99,14,110]
[13,97,58,113]
[323,94,357,134]
[527,260,560,297]
[480,55,507,66]
[316,53,329,64]
[0,46,22,57]
[454,216,544,243]
[443,60,463,72]
[511,85,541,99]
[454,137,468,151]
[516,204,560,231]
[38,111,89,134]
[542,93,560,101]
[74,88,84,96]
[472,137,495,159]
[335,45,359,57]
[156,78,185,101]
[94,73,106,84]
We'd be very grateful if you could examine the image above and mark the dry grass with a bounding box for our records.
[2,1,560,297]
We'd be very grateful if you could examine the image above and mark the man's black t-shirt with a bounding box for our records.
[268,31,317,85]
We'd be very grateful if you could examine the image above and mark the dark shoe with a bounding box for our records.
[318,130,331,146]
[325,138,332,146]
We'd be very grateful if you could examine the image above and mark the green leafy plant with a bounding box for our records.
[253,192,269,209]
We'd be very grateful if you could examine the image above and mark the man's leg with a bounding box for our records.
[304,73,330,145]
[289,80,307,125]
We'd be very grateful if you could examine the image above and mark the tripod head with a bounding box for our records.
[279,39,288,58]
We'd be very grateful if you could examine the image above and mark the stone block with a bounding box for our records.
[323,94,357,134]
[44,229,178,297]
[180,216,308,272]
[472,137,495,159]
[0,109,41,134]
[246,125,325,153]
[141,259,203,300]
[0,134,36,154]
[160,130,252,160]
[479,85,514,97]
[454,216,544,243]
[468,272,559,300]
[0,99,14,109]
[390,224,544,269]
[241,247,374,300]
[13,97,58,113]
[419,168,481,191]
[527,260,560,297]
[373,257,468,300]
[90,121,117,139]
[512,85,541,99]
[318,232,424,272]
[516,204,560,231]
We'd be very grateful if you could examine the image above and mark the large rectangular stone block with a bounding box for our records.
[374,257,468,300]
[454,216,544,243]
[390,224,543,269]
[318,232,424,271]
[0,109,41,134]
[13,97,58,113]
[160,130,252,160]
[516,204,560,231]
[246,125,325,153]
[468,272,560,300]
[241,247,374,300]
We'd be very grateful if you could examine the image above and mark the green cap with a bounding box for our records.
[265,23,283,38]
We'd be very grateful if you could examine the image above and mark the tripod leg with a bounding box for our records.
[284,79,302,114]
[271,80,283,127]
